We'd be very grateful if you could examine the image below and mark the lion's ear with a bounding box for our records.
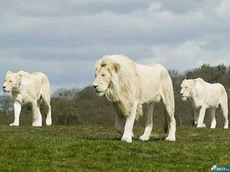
[6,71,12,76]
[96,60,102,67]
[16,72,23,83]
[182,79,187,84]
[95,60,102,72]
[190,80,196,87]
[113,62,120,73]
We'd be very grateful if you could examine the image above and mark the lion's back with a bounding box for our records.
[205,82,227,106]
[136,63,174,104]
[20,72,50,99]
[31,72,50,94]
[192,79,227,107]
[31,72,49,85]
[103,55,133,64]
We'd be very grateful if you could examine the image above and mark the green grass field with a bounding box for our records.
[0,125,229,172]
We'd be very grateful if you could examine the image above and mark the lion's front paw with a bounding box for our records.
[121,135,132,143]
[224,125,229,129]
[197,123,206,128]
[139,135,150,141]
[165,136,176,141]
[32,121,42,127]
[10,123,19,127]
[46,119,52,126]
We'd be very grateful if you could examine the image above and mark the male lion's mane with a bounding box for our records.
[97,56,143,120]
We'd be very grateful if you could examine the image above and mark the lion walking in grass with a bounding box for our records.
[180,78,228,129]
[93,55,176,143]
[3,71,52,127]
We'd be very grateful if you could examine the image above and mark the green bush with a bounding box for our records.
[0,63,229,127]
[57,107,81,125]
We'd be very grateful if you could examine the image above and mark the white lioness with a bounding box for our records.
[93,55,176,143]
[180,78,228,129]
[3,71,52,127]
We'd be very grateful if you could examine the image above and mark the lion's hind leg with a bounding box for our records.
[42,96,52,126]
[210,108,217,129]
[139,103,154,141]
[41,78,52,126]
[220,102,229,129]
[41,84,52,126]
[32,100,42,127]
[161,91,176,141]
[164,105,176,141]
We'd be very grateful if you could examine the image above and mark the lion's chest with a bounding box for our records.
[191,98,204,109]
[12,90,35,103]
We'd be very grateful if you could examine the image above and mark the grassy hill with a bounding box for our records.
[0,125,229,172]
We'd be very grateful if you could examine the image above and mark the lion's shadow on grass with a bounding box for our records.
[82,136,167,142]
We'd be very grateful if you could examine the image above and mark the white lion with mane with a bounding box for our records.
[180,78,228,128]
[93,55,176,143]
[3,71,52,127]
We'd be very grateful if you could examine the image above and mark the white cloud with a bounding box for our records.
[0,55,94,91]
[0,0,230,90]
[143,41,230,72]
[216,0,230,18]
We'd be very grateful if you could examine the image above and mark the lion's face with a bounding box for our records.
[180,80,193,101]
[93,58,120,97]
[93,64,112,97]
[3,71,20,93]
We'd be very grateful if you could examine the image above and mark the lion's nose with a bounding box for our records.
[180,93,183,96]
[2,86,6,89]
[93,84,97,89]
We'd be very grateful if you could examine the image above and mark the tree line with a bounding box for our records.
[0,64,229,129]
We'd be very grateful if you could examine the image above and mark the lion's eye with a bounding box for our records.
[9,80,12,83]
[102,74,106,77]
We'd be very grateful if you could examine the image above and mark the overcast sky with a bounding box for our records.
[0,0,230,92]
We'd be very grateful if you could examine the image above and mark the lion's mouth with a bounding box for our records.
[96,90,105,94]
[95,89,107,96]
[181,95,188,101]
[3,88,9,93]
